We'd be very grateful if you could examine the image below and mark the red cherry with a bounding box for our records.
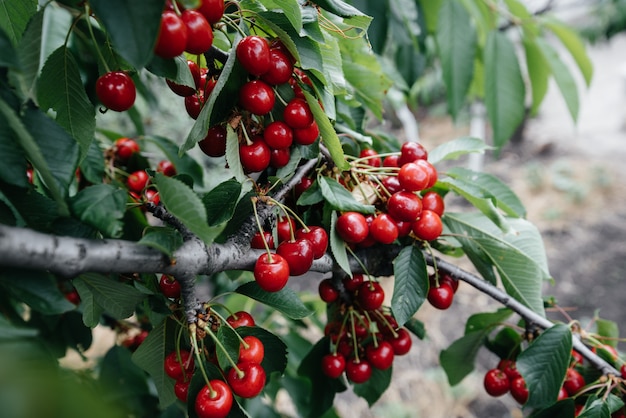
[295,226,328,259]
[166,60,200,96]
[283,98,314,129]
[181,10,213,54]
[369,213,399,244]
[294,177,313,199]
[365,341,395,370]
[387,191,422,222]
[250,231,274,249]
[388,328,412,355]
[263,121,293,149]
[197,0,225,24]
[239,335,265,364]
[239,80,275,115]
[239,136,270,173]
[64,289,80,305]
[359,149,381,167]
[497,359,521,381]
[144,188,160,205]
[342,273,364,292]
[253,253,289,292]
[381,176,402,195]
[383,155,400,168]
[318,278,339,303]
[270,39,296,63]
[96,71,136,112]
[114,137,140,160]
[159,274,181,299]
[155,11,188,59]
[510,376,529,404]
[571,350,584,366]
[261,49,294,85]
[398,142,428,165]
[195,380,233,418]
[439,273,459,293]
[226,362,266,398]
[236,36,271,76]
[226,311,256,328]
[276,216,296,243]
[270,148,290,168]
[357,281,385,311]
[557,386,569,400]
[398,162,430,192]
[276,238,314,276]
[335,212,369,243]
[427,282,454,310]
[421,191,445,216]
[174,380,190,402]
[184,91,204,119]
[416,159,438,189]
[563,367,585,396]
[157,160,176,177]
[621,364,626,379]
[293,121,320,145]
[164,350,194,380]
[127,170,149,193]
[395,219,413,237]
[199,125,227,157]
[321,353,346,379]
[483,368,510,397]
[345,359,372,383]
[412,210,443,241]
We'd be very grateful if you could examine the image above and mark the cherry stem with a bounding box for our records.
[203,325,243,376]
[83,5,111,73]
[373,310,399,338]
[190,325,216,397]
[266,197,305,241]
[239,120,254,146]
[349,309,360,362]
[362,310,378,347]
[345,245,372,280]
[251,197,273,261]
[206,307,250,347]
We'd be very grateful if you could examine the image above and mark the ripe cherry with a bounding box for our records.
[382,176,402,195]
[294,177,314,199]
[159,274,181,299]
[253,252,289,292]
[195,380,233,418]
[336,212,369,243]
[383,155,400,168]
[263,121,293,149]
[483,368,510,397]
[239,136,270,173]
[271,148,290,171]
[357,281,385,311]
[250,231,274,249]
[369,213,399,244]
[114,137,140,160]
[387,191,422,222]
[276,216,296,243]
[321,353,346,379]
[197,0,225,24]
[127,170,149,193]
[398,162,430,192]
[359,149,381,167]
[427,281,454,310]
[510,376,529,404]
[557,386,569,401]
[239,80,275,115]
[283,98,314,129]
[276,238,314,276]
[199,125,227,157]
[96,71,136,112]
[155,11,187,59]
[416,159,438,189]
[365,341,395,370]
[181,10,213,54]
[157,160,176,177]
[174,380,190,402]
[184,91,204,119]
[345,358,372,383]
[398,141,428,165]
[388,328,412,355]
[293,121,319,145]
[226,311,255,328]
[295,226,328,259]
[239,335,265,364]
[226,362,266,398]
[236,36,271,76]
[166,60,200,96]
[318,278,339,303]
[497,359,521,381]
[64,289,81,305]
[342,273,364,292]
[421,191,445,216]
[261,49,294,85]
[571,350,584,366]
[412,210,443,241]
[563,367,585,395]
[164,350,194,381]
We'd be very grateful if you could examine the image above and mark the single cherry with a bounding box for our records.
[239,80,275,115]
[335,212,369,244]
[159,274,181,299]
[318,278,339,303]
[263,121,293,149]
[164,350,194,381]
[510,376,529,404]
[154,11,187,59]
[321,353,346,379]
[239,136,270,173]
[283,98,314,129]
[421,191,445,216]
[365,341,395,370]
[197,0,225,24]
[127,170,149,193]
[276,238,314,276]
[96,71,136,112]
[236,36,271,76]
[345,358,372,384]
[412,210,443,241]
[388,328,412,355]
[253,253,290,292]
[157,160,176,177]
[293,121,320,145]
[114,137,140,160]
[226,311,256,328]
[195,380,233,418]
[181,10,213,54]
[398,162,430,192]
[250,231,274,249]
[483,368,510,397]
[369,213,399,244]
[198,125,227,157]
[295,226,328,259]
[261,49,294,85]
[398,141,428,165]
[226,362,266,398]
[239,335,265,364]
[357,281,385,311]
[427,281,454,310]
[174,380,190,402]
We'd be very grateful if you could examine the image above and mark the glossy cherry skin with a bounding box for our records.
[321,353,346,379]
[382,175,402,195]
[295,226,328,259]
[159,274,181,299]
[184,91,204,119]
[336,212,369,243]
[236,35,271,76]
[359,149,381,167]
[114,137,139,160]
[239,136,270,173]
[261,49,294,85]
[483,368,510,397]
[157,160,176,177]
[342,273,364,292]
[239,80,275,115]
[226,362,266,398]
[510,376,529,404]
[239,335,265,364]
[416,159,438,189]
[174,380,190,402]
[195,380,233,418]
[497,359,521,381]
[250,231,274,249]
[398,162,430,192]
[357,281,385,311]
[127,170,149,193]
[563,368,585,395]
[154,11,187,58]
[427,282,454,310]
[96,71,136,112]
[412,210,443,241]
[318,278,339,303]
[388,328,412,355]
[387,191,422,222]
[198,0,225,24]
[398,141,428,165]
[365,341,395,370]
[369,213,399,244]
[421,191,445,216]
[276,216,296,243]
[383,155,400,168]
[283,98,314,129]
[293,121,319,145]
[263,121,293,149]
[164,350,194,380]
[270,148,291,168]
[226,311,256,328]
[253,253,289,292]
[276,238,314,276]
[198,125,227,157]
[181,10,213,54]
[64,289,80,305]
[345,359,372,384]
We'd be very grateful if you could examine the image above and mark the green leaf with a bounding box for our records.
[405,317,426,339]
[0,24,18,67]
[263,0,302,32]
[353,366,392,406]
[297,179,324,206]
[0,0,36,44]
[523,35,551,115]
[595,318,619,348]
[313,0,367,17]
[536,38,579,122]
[89,0,164,69]
[318,176,375,214]
[79,140,105,185]
[484,30,526,152]
[224,124,246,183]
[14,9,43,96]
[99,346,150,399]
[528,399,576,418]
[234,281,313,319]
[428,136,492,165]
[443,212,549,316]
[329,209,352,276]
[70,184,126,238]
[36,46,95,161]
[0,268,75,315]
[0,115,27,187]
[542,17,593,86]
[440,330,486,385]
[202,178,242,226]
[73,277,104,327]
[436,0,477,119]
[0,315,38,340]
[578,396,612,418]
[238,326,288,376]
[154,172,223,244]
[391,246,428,326]
[465,308,514,334]
[138,226,183,258]
[517,324,572,410]
[420,0,444,33]
[74,273,145,319]
[132,317,178,407]
[216,325,241,371]
[145,135,204,187]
